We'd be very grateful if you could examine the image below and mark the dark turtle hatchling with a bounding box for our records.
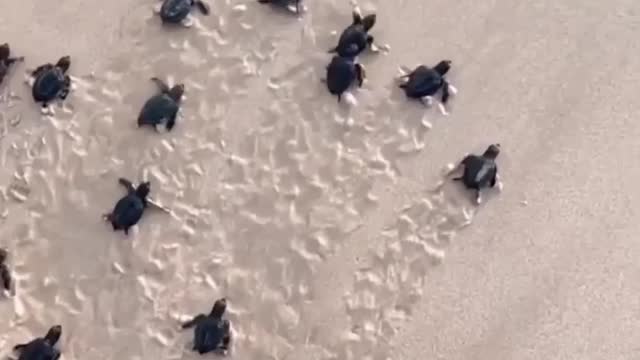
[325,55,365,102]
[398,60,455,108]
[31,56,72,107]
[158,0,210,25]
[13,325,62,360]
[448,144,501,204]
[328,9,377,58]
[0,248,11,292]
[0,43,24,85]
[103,178,151,235]
[182,298,232,355]
[257,0,302,14]
[138,77,184,132]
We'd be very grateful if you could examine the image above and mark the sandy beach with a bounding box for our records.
[1,0,640,359]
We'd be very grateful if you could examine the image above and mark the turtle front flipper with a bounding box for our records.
[13,343,28,352]
[1,264,11,290]
[366,35,376,51]
[151,77,171,94]
[182,314,206,329]
[351,9,363,24]
[219,319,232,351]
[31,64,53,77]
[355,63,366,87]
[440,80,451,104]
[58,75,71,100]
[118,178,136,193]
[166,113,178,131]
[490,167,498,187]
[6,56,24,66]
[195,0,210,15]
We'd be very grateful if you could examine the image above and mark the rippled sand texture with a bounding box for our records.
[3,0,640,359]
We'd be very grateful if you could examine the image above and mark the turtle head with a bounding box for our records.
[0,248,7,263]
[362,14,376,32]
[210,298,227,318]
[135,181,151,199]
[483,143,500,159]
[44,325,62,346]
[56,56,71,73]
[168,84,185,102]
[434,60,452,76]
[0,44,10,61]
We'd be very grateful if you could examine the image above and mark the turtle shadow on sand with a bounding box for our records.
[102,177,172,236]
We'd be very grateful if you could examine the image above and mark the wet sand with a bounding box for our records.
[2,0,640,359]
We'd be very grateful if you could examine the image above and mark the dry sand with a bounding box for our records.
[1,0,640,359]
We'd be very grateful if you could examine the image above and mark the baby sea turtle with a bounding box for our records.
[398,60,455,108]
[257,0,302,14]
[0,43,24,85]
[325,55,365,102]
[30,56,72,108]
[138,77,184,132]
[448,144,501,204]
[13,325,62,360]
[182,298,232,355]
[0,248,11,292]
[328,9,377,58]
[158,0,210,26]
[103,178,151,235]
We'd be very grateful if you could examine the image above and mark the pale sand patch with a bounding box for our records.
[1,0,640,359]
